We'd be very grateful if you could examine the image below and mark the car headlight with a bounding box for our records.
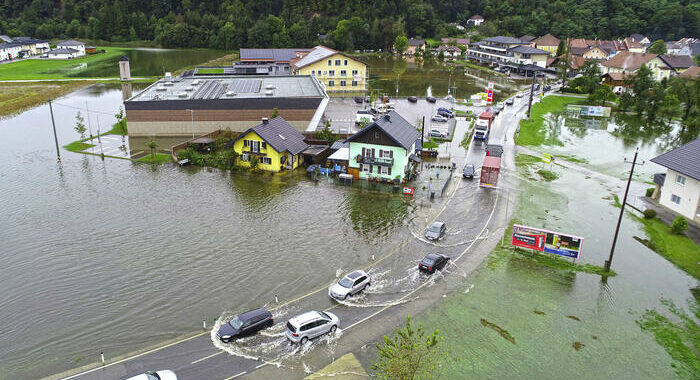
[220,335,231,340]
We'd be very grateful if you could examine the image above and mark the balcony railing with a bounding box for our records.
[356,155,393,166]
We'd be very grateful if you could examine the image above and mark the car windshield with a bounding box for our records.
[228,316,242,330]
[428,223,441,232]
[286,321,296,333]
[144,372,161,380]
[338,278,354,288]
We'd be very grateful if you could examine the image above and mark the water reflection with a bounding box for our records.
[611,114,676,151]
[342,189,414,243]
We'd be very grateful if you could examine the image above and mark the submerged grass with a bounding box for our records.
[63,141,95,153]
[633,216,700,280]
[0,48,128,80]
[480,318,516,344]
[0,81,93,117]
[137,153,172,164]
[515,95,585,147]
[637,298,700,379]
[537,169,559,181]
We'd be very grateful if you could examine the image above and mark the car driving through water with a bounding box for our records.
[329,270,370,300]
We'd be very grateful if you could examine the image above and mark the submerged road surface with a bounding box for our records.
[51,93,536,380]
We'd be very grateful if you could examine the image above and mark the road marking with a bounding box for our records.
[191,351,223,364]
[223,371,247,380]
[256,363,268,369]
[59,331,209,380]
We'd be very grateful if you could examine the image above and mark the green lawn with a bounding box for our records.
[196,67,225,74]
[636,216,700,280]
[137,153,173,164]
[515,95,586,147]
[0,47,128,80]
[63,141,95,153]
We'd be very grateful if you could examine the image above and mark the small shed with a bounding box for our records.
[302,144,330,165]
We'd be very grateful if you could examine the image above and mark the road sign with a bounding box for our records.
[403,187,414,196]
[511,224,583,259]
[542,153,552,163]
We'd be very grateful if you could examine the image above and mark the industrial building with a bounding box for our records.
[124,74,329,137]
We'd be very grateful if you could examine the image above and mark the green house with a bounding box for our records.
[347,111,421,183]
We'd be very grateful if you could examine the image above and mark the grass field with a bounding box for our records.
[0,81,93,117]
[137,153,173,164]
[635,216,700,280]
[196,68,225,74]
[0,47,132,80]
[515,95,586,147]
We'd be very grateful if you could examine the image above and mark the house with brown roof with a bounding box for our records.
[441,38,470,47]
[602,72,631,93]
[582,46,609,60]
[534,34,560,56]
[679,66,700,79]
[661,54,695,74]
[520,35,536,44]
[623,38,646,53]
[405,38,426,55]
[600,51,672,81]
[436,45,462,58]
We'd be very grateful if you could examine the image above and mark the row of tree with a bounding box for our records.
[1,0,697,50]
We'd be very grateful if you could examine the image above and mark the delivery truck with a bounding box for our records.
[479,155,501,188]
[473,111,494,142]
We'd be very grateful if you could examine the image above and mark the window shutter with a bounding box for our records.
[369,165,373,173]
[372,148,376,157]
[389,150,393,158]
[362,147,366,157]
[388,167,392,175]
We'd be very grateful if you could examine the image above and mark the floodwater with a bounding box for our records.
[68,48,227,78]
[364,55,522,100]
[0,83,430,379]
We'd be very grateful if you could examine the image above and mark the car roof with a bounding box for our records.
[424,253,443,260]
[345,270,366,280]
[288,311,324,326]
[430,221,444,227]
[238,308,270,321]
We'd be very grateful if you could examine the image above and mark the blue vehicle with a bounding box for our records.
[437,108,454,118]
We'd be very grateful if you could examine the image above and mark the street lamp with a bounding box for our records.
[186,109,195,139]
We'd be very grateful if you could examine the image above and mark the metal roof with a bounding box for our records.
[49,48,79,54]
[650,138,700,181]
[239,48,310,62]
[57,39,85,46]
[291,45,337,68]
[234,117,309,155]
[483,36,525,45]
[330,139,349,150]
[508,45,550,55]
[348,111,420,150]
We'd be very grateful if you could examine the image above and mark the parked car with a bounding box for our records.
[425,222,447,241]
[431,115,448,123]
[125,370,177,380]
[217,308,273,343]
[516,92,524,98]
[418,253,450,274]
[426,96,436,103]
[544,85,551,92]
[329,270,370,300]
[437,109,454,118]
[505,98,514,105]
[429,129,447,138]
[463,163,475,179]
[408,96,418,103]
[353,96,364,104]
[285,311,339,344]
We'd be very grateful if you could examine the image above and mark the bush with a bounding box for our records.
[646,187,655,197]
[670,216,688,235]
[643,209,657,219]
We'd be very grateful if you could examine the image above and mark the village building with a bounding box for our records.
[54,40,85,56]
[290,45,367,94]
[237,48,311,75]
[600,51,673,81]
[124,74,329,137]
[405,39,426,55]
[347,111,421,183]
[650,137,700,223]
[440,38,470,48]
[582,46,609,60]
[0,37,49,60]
[601,72,630,94]
[629,34,650,45]
[533,33,560,56]
[660,54,695,74]
[467,15,484,26]
[230,117,309,172]
[520,35,536,44]
[436,45,462,58]
[678,66,700,79]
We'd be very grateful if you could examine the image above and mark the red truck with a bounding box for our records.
[473,111,494,142]
[480,155,501,188]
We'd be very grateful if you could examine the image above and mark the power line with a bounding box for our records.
[52,101,117,117]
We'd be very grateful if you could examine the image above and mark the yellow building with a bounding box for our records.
[231,117,309,172]
[292,45,367,94]
[534,33,560,56]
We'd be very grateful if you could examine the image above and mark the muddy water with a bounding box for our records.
[0,83,432,379]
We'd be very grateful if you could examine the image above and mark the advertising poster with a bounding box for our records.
[511,224,583,259]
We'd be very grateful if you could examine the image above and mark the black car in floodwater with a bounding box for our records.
[418,253,450,274]
[426,96,436,103]
[217,308,273,343]
[408,96,418,103]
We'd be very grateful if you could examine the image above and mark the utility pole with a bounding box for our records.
[604,147,643,272]
[85,101,94,138]
[186,109,195,139]
[48,99,61,159]
[526,70,537,118]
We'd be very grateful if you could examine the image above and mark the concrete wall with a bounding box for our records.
[659,168,700,222]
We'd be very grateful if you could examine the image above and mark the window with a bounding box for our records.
[328,80,334,87]
[671,194,681,204]
[352,80,358,86]
[328,60,331,66]
[344,59,348,65]
[323,71,327,75]
[241,153,250,161]
[352,70,358,76]
[261,157,272,165]
[340,80,346,86]
[311,70,315,75]
[261,142,266,149]
[676,175,686,185]
[380,166,389,175]
[340,70,346,76]
[335,59,341,65]
[361,164,369,173]
[329,70,335,76]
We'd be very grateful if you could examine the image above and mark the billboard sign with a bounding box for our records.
[511,224,583,259]
[566,105,611,118]
[541,153,552,163]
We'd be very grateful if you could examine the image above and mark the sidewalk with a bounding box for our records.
[640,197,700,245]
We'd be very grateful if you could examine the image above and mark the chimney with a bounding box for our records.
[384,114,391,121]
[262,117,269,125]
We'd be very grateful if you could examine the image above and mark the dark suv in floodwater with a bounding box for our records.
[217,308,273,343]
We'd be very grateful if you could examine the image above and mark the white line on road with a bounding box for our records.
[191,351,223,364]
[255,363,268,369]
[223,371,247,380]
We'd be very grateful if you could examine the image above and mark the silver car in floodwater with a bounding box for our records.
[285,311,340,344]
[329,270,370,300]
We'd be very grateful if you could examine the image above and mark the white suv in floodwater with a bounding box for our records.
[285,311,339,344]
[329,270,370,300]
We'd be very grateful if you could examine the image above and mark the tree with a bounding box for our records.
[114,106,126,134]
[670,216,688,235]
[589,85,616,106]
[394,35,408,55]
[372,316,447,379]
[271,107,279,118]
[647,39,667,55]
[146,139,158,160]
[315,120,337,143]
[74,111,87,138]
[568,60,601,94]
[556,40,566,56]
